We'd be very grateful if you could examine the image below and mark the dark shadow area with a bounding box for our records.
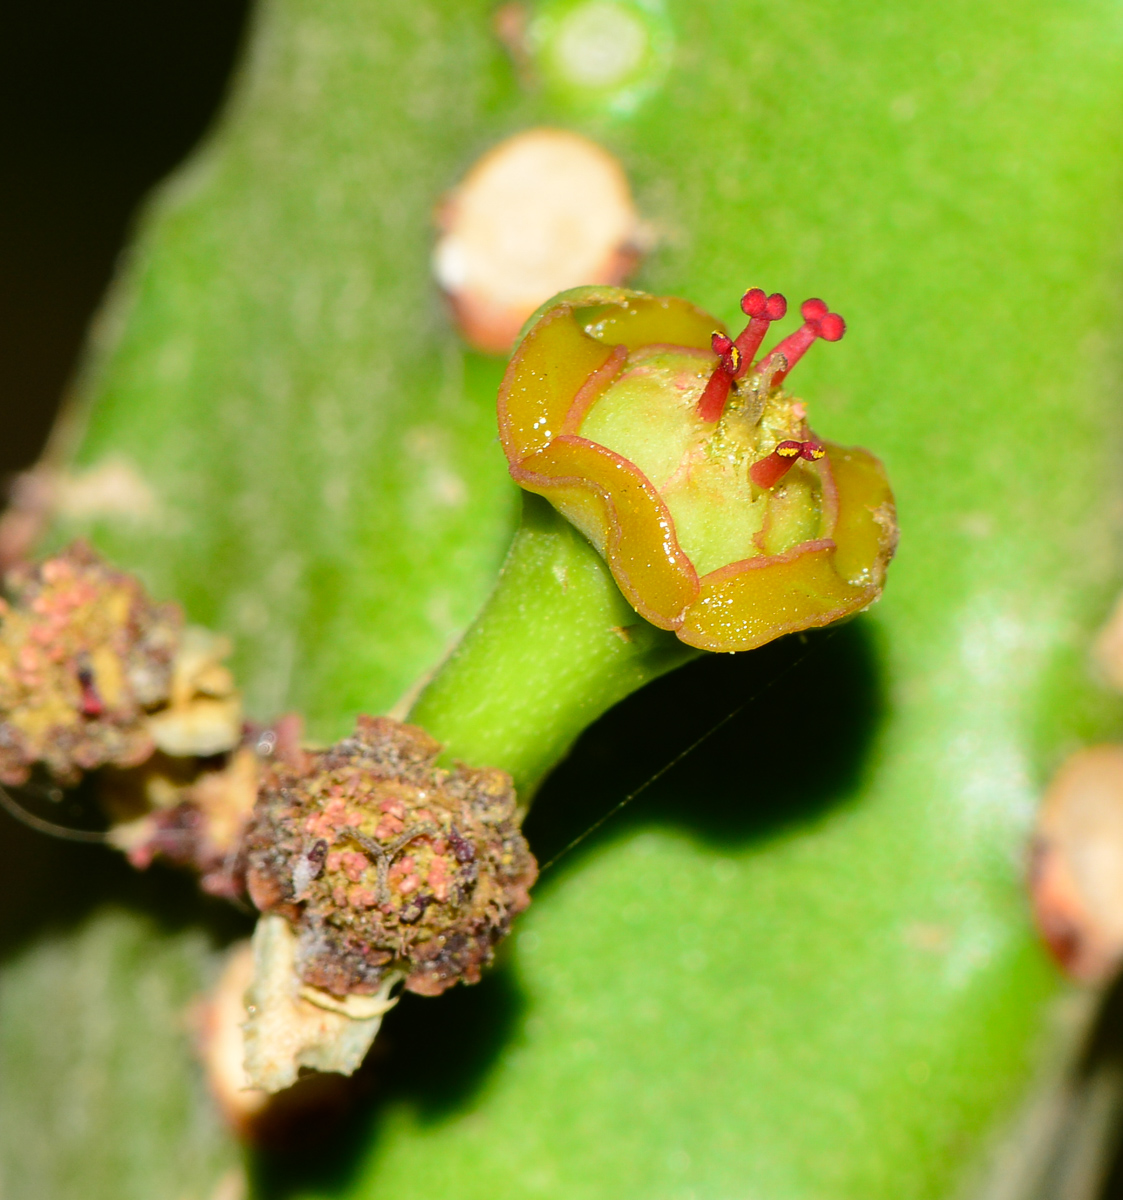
[526,617,885,875]
[379,964,527,1121]
[0,0,252,479]
[1081,971,1123,1199]
[251,619,884,1198]
[1077,969,1123,1085]
[251,966,526,1197]
[0,787,252,964]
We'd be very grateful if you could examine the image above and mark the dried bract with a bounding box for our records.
[243,915,400,1094]
[196,940,271,1128]
[109,746,260,898]
[0,542,179,785]
[197,935,384,1131]
[245,715,537,999]
[145,626,242,758]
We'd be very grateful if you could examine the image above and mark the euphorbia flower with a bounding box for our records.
[498,285,897,652]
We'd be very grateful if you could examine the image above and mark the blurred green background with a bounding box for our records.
[8,3,1123,1199]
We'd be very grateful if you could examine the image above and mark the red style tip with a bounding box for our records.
[733,287,787,378]
[756,297,846,386]
[741,288,767,316]
[818,313,845,341]
[741,288,787,321]
[801,298,828,320]
[749,440,825,489]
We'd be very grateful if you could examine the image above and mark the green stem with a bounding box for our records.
[409,493,701,796]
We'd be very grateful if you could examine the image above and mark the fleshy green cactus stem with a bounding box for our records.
[7,0,1123,1198]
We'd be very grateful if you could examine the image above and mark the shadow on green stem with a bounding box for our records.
[0,785,252,966]
[527,615,885,872]
[252,617,885,1197]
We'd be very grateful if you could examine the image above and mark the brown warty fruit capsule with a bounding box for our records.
[244,714,537,999]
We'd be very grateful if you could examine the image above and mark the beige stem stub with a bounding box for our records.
[242,914,400,1093]
[1031,745,1123,982]
[433,127,645,353]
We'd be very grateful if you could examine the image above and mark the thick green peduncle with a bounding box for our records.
[409,493,701,797]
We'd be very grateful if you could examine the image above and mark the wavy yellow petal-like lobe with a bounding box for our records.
[499,305,620,461]
[677,443,895,652]
[500,286,898,655]
[826,444,898,588]
[575,293,723,352]
[679,543,872,652]
[512,436,698,629]
[500,288,727,462]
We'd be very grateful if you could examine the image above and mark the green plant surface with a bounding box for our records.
[5,0,1123,1198]
[0,821,247,1200]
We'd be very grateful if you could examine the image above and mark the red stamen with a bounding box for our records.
[749,440,825,489]
[755,298,845,387]
[696,332,743,423]
[732,288,787,377]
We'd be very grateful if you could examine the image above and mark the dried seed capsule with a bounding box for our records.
[107,744,261,899]
[0,542,243,785]
[244,714,537,1000]
[0,542,180,784]
[498,285,898,652]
